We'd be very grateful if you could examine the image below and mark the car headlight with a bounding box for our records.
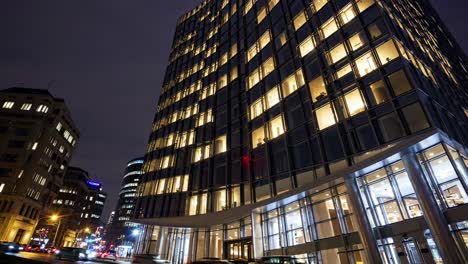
[18,247,24,250]
[8,245,14,249]
[55,250,60,254]
[79,253,85,258]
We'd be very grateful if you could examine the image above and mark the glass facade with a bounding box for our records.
[133,0,468,263]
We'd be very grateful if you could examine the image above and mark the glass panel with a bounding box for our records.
[369,80,391,105]
[355,51,377,76]
[316,103,336,130]
[328,43,347,64]
[313,0,328,12]
[368,179,394,204]
[429,156,458,183]
[383,201,402,224]
[294,11,307,30]
[252,127,265,148]
[321,18,338,39]
[356,0,375,12]
[299,36,315,57]
[339,4,356,24]
[344,89,366,116]
[269,114,285,139]
[388,70,412,96]
[441,181,468,207]
[402,103,430,133]
[309,75,327,102]
[348,32,365,51]
[336,64,353,79]
[265,87,280,108]
[312,199,335,222]
[376,40,399,65]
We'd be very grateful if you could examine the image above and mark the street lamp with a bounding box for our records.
[50,215,62,247]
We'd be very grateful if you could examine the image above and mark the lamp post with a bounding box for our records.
[50,214,62,247]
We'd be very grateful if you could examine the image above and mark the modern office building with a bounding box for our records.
[0,87,79,244]
[105,158,144,246]
[32,167,107,247]
[133,0,468,263]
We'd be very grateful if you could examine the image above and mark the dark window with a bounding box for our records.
[388,70,412,96]
[292,141,314,169]
[356,124,378,150]
[368,80,391,105]
[378,113,405,142]
[401,103,430,133]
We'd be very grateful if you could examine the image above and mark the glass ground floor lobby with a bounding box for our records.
[134,130,468,263]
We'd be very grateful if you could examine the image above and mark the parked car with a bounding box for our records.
[25,244,45,253]
[56,247,89,261]
[0,241,21,253]
[256,256,304,264]
[191,258,234,264]
[132,254,170,263]
[100,250,118,261]
[45,246,57,254]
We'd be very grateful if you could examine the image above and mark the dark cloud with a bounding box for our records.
[0,0,467,221]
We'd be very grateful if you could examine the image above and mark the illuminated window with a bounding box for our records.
[269,114,285,139]
[247,30,271,62]
[293,11,307,31]
[321,18,338,39]
[316,103,336,130]
[215,189,227,211]
[388,70,413,96]
[265,87,280,108]
[215,135,227,154]
[248,68,261,89]
[339,4,355,24]
[194,147,203,162]
[278,32,287,47]
[299,35,315,57]
[369,80,390,105]
[356,0,374,12]
[343,89,366,116]
[36,104,49,113]
[21,103,32,111]
[2,101,14,109]
[218,74,228,88]
[328,43,347,64]
[56,122,62,131]
[231,187,241,208]
[220,53,228,65]
[200,193,208,214]
[189,195,198,215]
[252,127,265,148]
[355,51,377,77]
[259,31,271,49]
[313,0,328,12]
[376,40,399,65]
[336,64,353,79]
[247,57,275,89]
[268,0,279,9]
[309,75,327,102]
[166,133,175,146]
[250,98,263,120]
[157,178,166,194]
[230,66,238,81]
[262,57,275,77]
[281,69,305,97]
[348,32,365,51]
[257,7,267,23]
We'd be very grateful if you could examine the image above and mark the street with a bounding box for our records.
[2,252,131,264]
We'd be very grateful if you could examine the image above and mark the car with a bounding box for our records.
[0,241,21,253]
[25,244,45,253]
[256,256,304,264]
[56,247,89,261]
[132,254,170,263]
[191,258,234,264]
[46,246,57,254]
[100,250,118,261]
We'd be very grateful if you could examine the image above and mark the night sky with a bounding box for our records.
[0,0,467,221]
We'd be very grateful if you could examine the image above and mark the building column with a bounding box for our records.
[401,151,465,263]
[344,176,383,264]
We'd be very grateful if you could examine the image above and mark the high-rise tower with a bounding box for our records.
[133,0,468,263]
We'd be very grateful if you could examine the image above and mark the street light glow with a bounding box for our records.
[50,214,59,221]
[132,229,140,236]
